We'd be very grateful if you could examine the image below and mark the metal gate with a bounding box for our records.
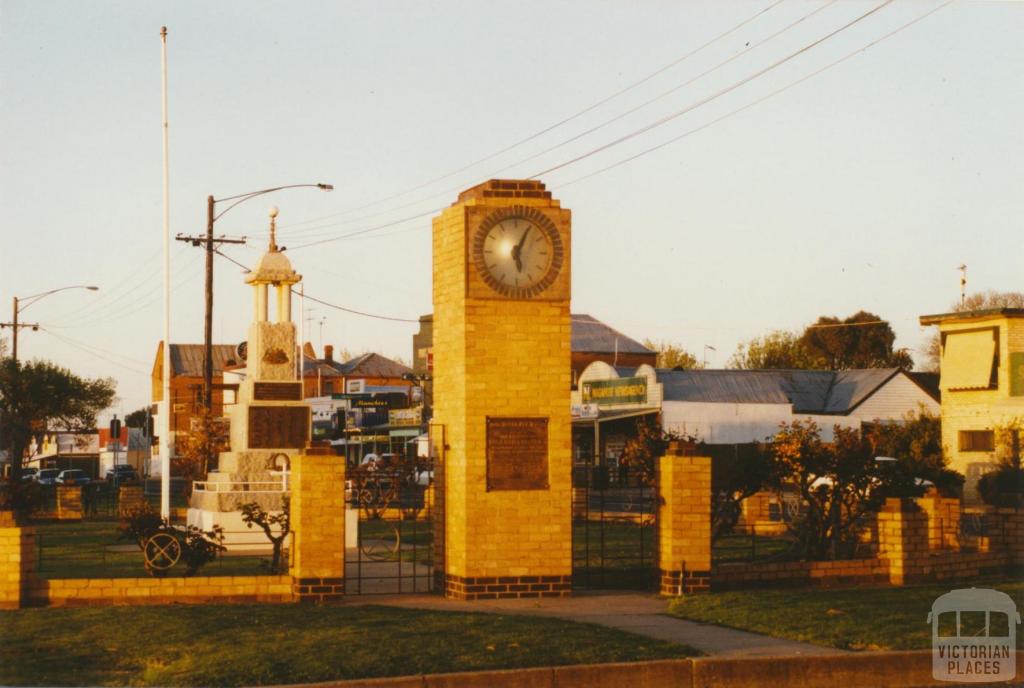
[572,465,658,590]
[346,461,435,594]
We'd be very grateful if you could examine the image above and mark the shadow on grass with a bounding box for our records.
[1,604,695,687]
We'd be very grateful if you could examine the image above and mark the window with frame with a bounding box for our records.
[959,430,995,452]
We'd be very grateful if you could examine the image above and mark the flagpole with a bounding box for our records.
[160,26,172,520]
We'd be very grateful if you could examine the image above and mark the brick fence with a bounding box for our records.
[709,497,1024,591]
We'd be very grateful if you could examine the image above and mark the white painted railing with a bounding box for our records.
[193,481,289,494]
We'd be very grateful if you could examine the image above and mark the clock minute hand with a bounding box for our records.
[514,227,531,272]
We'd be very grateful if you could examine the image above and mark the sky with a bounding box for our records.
[1,0,1022,423]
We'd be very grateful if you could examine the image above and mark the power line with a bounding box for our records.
[285,207,445,251]
[37,328,149,376]
[530,0,895,179]
[270,0,894,250]
[479,0,840,185]
[259,2,820,247]
[266,1,787,235]
[212,250,420,323]
[554,0,954,189]
[296,292,420,324]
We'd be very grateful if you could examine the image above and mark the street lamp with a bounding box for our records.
[197,183,333,413]
[4,285,100,362]
[2,284,99,479]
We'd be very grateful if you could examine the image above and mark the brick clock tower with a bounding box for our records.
[432,179,573,599]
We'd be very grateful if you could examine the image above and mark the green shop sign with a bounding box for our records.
[582,377,648,406]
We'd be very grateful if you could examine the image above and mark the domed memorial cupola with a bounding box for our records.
[245,206,301,382]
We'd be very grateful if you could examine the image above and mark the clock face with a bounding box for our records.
[472,207,563,298]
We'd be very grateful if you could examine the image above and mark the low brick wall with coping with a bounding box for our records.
[710,499,1022,590]
[30,575,293,606]
[713,558,889,590]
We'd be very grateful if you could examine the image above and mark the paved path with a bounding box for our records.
[346,591,842,657]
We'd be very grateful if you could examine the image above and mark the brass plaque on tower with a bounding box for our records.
[254,382,303,401]
[248,406,310,449]
[486,417,549,491]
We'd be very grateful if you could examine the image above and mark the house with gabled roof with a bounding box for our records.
[656,367,939,444]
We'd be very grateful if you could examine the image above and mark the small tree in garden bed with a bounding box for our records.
[619,418,690,486]
[978,417,1024,508]
[705,442,783,542]
[239,497,290,573]
[863,410,963,498]
[772,420,887,560]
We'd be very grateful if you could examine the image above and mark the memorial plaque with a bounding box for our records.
[254,382,303,401]
[248,406,310,449]
[486,417,548,491]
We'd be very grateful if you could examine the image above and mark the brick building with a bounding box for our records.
[920,307,1024,502]
[151,342,238,455]
[299,344,412,397]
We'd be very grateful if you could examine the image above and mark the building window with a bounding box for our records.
[959,430,995,452]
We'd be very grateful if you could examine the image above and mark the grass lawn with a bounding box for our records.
[668,578,1024,651]
[0,604,694,687]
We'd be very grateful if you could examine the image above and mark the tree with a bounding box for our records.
[772,420,888,560]
[172,407,228,498]
[0,358,115,480]
[705,442,783,542]
[799,311,913,370]
[922,291,1024,371]
[727,330,821,370]
[125,407,149,428]
[618,418,687,486]
[978,417,1024,508]
[240,497,291,573]
[641,339,700,369]
[863,410,963,497]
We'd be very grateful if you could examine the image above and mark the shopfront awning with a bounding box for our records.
[571,408,659,426]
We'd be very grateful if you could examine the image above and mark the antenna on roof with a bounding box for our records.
[958,264,967,308]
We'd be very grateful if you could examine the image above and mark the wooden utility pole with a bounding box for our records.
[175,200,246,414]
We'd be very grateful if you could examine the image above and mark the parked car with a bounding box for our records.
[36,468,60,485]
[105,465,139,484]
[55,469,91,486]
[20,467,39,482]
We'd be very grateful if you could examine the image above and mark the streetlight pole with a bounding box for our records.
[177,183,333,416]
[175,183,332,487]
[1,285,99,479]
[2,285,100,364]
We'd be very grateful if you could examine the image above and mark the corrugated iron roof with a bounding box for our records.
[331,352,412,378]
[169,344,238,378]
[658,368,904,414]
[571,314,654,355]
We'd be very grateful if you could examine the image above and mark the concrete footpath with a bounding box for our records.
[346,591,840,657]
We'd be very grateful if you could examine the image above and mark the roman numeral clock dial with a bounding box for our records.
[472,206,563,299]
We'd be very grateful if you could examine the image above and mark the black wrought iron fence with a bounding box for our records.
[572,465,658,590]
[35,520,288,579]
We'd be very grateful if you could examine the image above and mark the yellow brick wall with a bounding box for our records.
[938,316,1024,502]
[32,575,292,606]
[433,187,573,580]
[289,454,345,581]
[657,455,712,575]
[0,526,35,609]
[57,486,82,520]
